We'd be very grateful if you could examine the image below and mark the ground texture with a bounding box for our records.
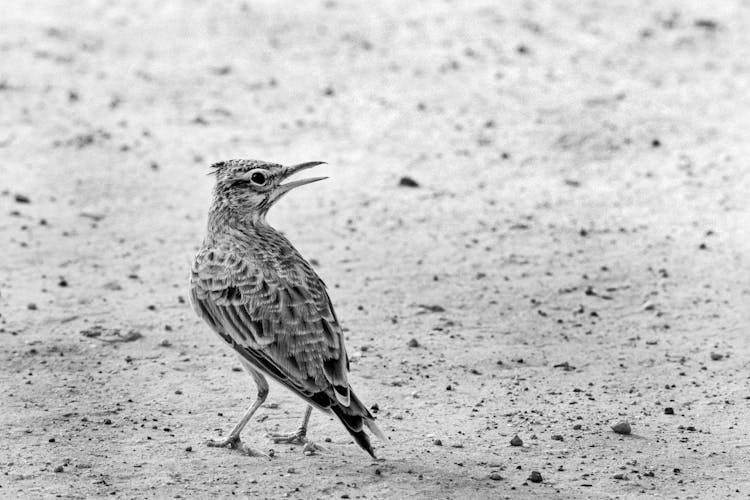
[1,1,749,498]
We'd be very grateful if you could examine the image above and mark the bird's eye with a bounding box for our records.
[250,172,267,185]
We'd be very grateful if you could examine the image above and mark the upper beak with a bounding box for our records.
[277,161,328,193]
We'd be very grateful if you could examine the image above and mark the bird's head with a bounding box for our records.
[209,159,327,220]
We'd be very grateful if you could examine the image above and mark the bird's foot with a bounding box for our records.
[206,434,269,458]
[268,429,307,445]
[302,441,325,455]
[267,430,324,455]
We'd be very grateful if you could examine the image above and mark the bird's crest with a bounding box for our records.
[208,161,227,176]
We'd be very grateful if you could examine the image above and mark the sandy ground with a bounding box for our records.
[2,0,750,498]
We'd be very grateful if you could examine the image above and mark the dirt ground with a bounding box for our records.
[2,1,749,498]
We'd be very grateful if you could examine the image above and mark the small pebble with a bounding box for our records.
[27,303,37,310]
[551,434,563,441]
[611,421,631,435]
[489,472,503,481]
[398,176,420,188]
[528,471,543,483]
[710,352,723,361]
[510,435,523,447]
[433,439,443,446]
[53,465,64,473]
[613,473,628,480]
[407,338,419,348]
[14,193,31,203]
[102,281,122,291]
[159,339,172,347]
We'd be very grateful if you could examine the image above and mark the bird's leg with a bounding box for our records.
[268,406,324,453]
[269,405,312,444]
[207,364,269,457]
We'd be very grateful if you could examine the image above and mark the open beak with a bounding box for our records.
[277,161,328,195]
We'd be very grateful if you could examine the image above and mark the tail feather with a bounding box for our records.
[330,405,377,458]
[364,418,385,441]
[330,388,382,458]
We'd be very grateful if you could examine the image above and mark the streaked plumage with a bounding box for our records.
[189,159,382,457]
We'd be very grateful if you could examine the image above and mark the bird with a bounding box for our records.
[189,159,383,458]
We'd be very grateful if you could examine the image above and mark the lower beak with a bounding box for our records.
[277,161,328,193]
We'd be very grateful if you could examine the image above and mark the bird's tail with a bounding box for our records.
[330,388,384,458]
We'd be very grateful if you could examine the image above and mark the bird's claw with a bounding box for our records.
[206,435,270,458]
[303,441,325,455]
[267,430,325,455]
[268,430,307,445]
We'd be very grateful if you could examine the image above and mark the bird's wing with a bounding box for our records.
[189,245,351,407]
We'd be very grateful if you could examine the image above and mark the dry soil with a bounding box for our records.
[1,1,750,499]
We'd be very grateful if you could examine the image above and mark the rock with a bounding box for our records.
[551,434,563,441]
[104,330,142,343]
[14,193,30,203]
[510,435,523,446]
[710,352,723,361]
[694,19,718,30]
[613,473,628,480]
[553,361,576,371]
[528,471,543,483]
[80,327,103,338]
[664,407,674,415]
[489,472,503,481]
[398,176,420,188]
[53,465,64,473]
[407,338,420,348]
[417,304,445,313]
[611,421,632,435]
[102,281,123,291]
[433,439,442,446]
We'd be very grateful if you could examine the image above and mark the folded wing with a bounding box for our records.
[189,244,381,455]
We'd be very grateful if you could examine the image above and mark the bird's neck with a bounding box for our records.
[207,203,270,238]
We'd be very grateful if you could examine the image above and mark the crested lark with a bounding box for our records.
[189,159,383,458]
